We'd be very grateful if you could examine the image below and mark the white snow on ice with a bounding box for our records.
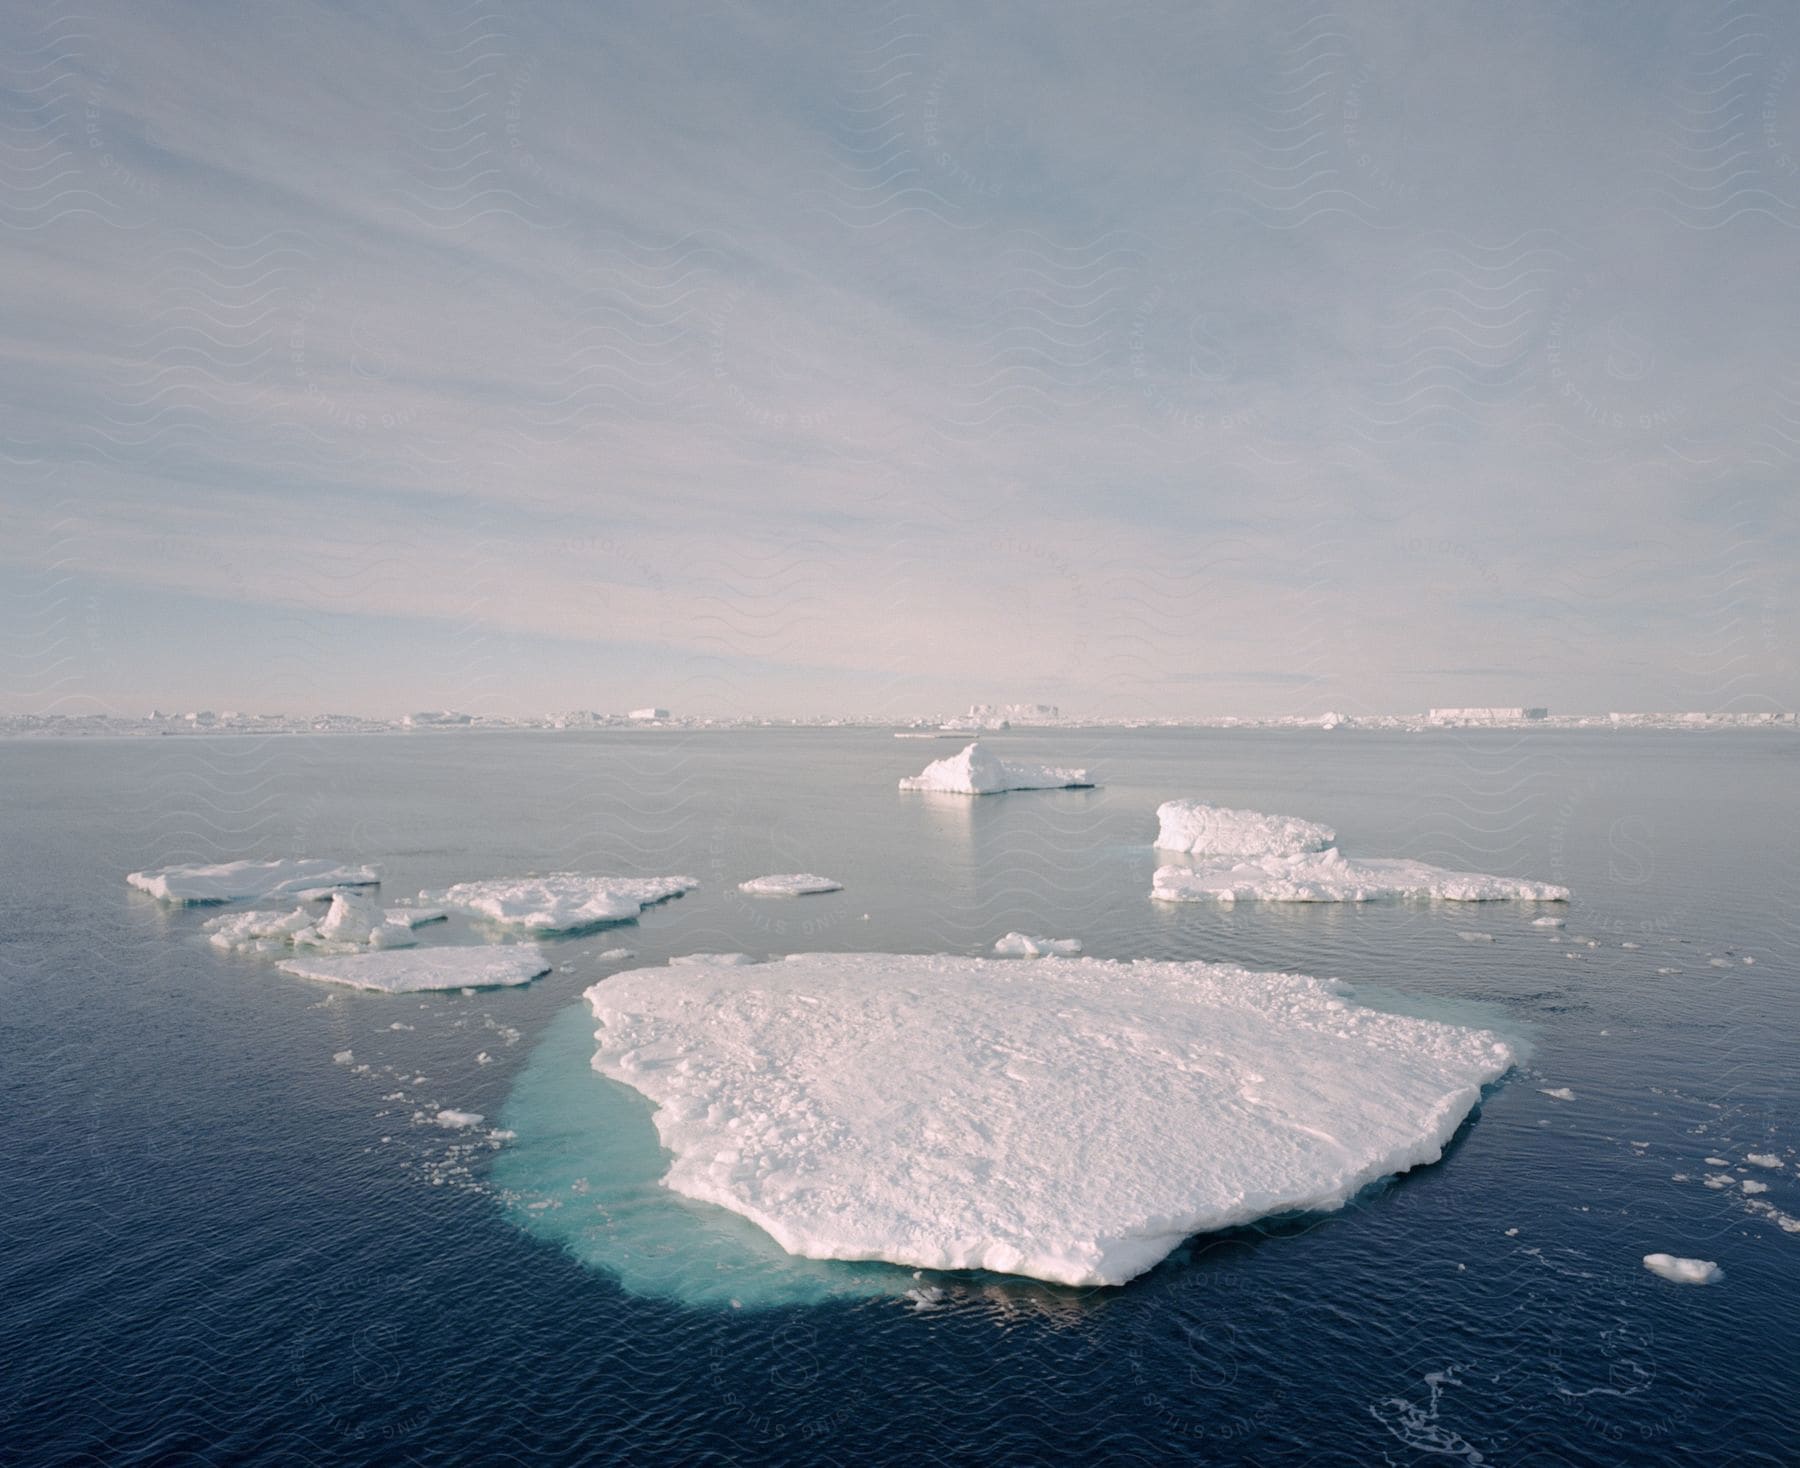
[435,873,697,933]
[992,933,1083,957]
[206,892,440,954]
[1642,1253,1722,1285]
[585,952,1515,1287]
[127,858,380,904]
[276,944,552,993]
[1745,1153,1782,1168]
[898,741,1092,795]
[1152,848,1569,905]
[738,874,844,897]
[1152,800,1335,856]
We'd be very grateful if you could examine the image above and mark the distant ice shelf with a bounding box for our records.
[898,740,1092,795]
[127,858,380,904]
[277,944,552,993]
[586,952,1515,1287]
[433,873,697,933]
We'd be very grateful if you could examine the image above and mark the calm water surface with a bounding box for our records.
[1,728,1795,1464]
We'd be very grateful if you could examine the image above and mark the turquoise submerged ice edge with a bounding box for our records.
[496,982,1531,1310]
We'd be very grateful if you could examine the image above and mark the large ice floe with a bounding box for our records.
[1149,800,1567,904]
[277,944,551,993]
[738,874,843,897]
[585,952,1515,1287]
[205,892,444,954]
[127,858,380,904]
[433,874,697,933]
[898,741,1092,795]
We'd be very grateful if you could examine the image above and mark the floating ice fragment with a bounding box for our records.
[1533,916,1566,928]
[1152,801,1334,856]
[738,874,844,897]
[595,948,636,963]
[899,741,1092,795]
[1745,1153,1782,1168]
[1742,1179,1770,1194]
[333,1049,354,1066]
[1153,849,1568,905]
[277,945,552,993]
[1642,1253,1721,1285]
[1458,931,1495,943]
[585,951,1514,1287]
[435,874,697,933]
[435,1109,484,1130]
[992,933,1082,958]
[128,858,380,904]
[1540,1087,1576,1101]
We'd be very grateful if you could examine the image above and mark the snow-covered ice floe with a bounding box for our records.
[205,892,443,954]
[899,741,1092,795]
[1153,800,1335,857]
[127,858,380,904]
[434,874,697,933]
[277,944,552,993]
[1152,849,1568,905]
[1148,800,1565,904]
[585,952,1515,1287]
[738,874,843,897]
[992,933,1082,957]
[1642,1253,1722,1285]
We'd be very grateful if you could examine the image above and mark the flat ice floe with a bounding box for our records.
[992,933,1082,957]
[277,944,551,993]
[434,873,697,933]
[1642,1253,1722,1285]
[586,952,1514,1287]
[1153,800,1335,856]
[1152,849,1569,904]
[127,858,380,904]
[899,741,1092,795]
[738,874,843,897]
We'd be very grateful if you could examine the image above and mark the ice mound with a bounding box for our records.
[585,952,1515,1287]
[738,874,844,897]
[435,874,697,933]
[127,858,380,904]
[277,944,551,993]
[205,894,440,955]
[993,933,1082,957]
[899,741,1092,795]
[1152,849,1568,905]
[1153,800,1335,856]
[1642,1253,1722,1285]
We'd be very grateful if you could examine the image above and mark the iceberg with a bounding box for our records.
[738,874,844,897]
[1153,800,1336,857]
[899,741,1092,795]
[127,858,380,904]
[1152,849,1568,904]
[435,874,697,934]
[992,933,1082,957]
[276,944,552,993]
[585,952,1515,1287]
[1642,1253,1722,1285]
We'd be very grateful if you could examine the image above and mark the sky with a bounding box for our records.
[3,0,1797,720]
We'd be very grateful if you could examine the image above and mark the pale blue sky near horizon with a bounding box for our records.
[3,1,1797,719]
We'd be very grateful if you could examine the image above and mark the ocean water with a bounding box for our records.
[1,727,1795,1465]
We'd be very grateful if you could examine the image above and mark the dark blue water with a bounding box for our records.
[2,728,1794,1464]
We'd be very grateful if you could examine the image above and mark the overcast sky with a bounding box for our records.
[4,0,1797,719]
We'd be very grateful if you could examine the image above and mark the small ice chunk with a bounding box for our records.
[1152,800,1334,856]
[1742,1179,1770,1195]
[1656,967,1678,976]
[1745,1153,1782,1169]
[332,1049,354,1066]
[1642,1253,1722,1285]
[595,948,637,962]
[205,907,317,950]
[899,741,1092,795]
[1152,850,1569,905]
[436,873,697,933]
[738,874,844,897]
[1532,916,1566,928]
[670,952,757,966]
[128,858,380,904]
[435,1109,484,1129]
[276,945,552,993]
[1704,1156,1730,1166]
[993,933,1083,958]
[1703,1173,1735,1189]
[1540,1087,1576,1102]
[1458,931,1495,943]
